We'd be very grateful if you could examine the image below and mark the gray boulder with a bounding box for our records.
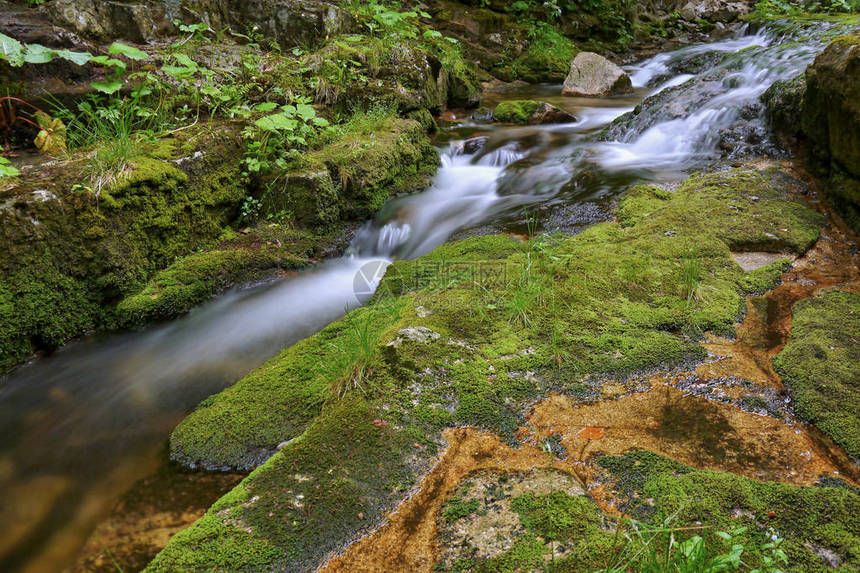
[680,0,751,23]
[48,0,356,49]
[562,52,633,97]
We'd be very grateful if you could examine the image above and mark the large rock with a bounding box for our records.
[48,0,356,48]
[800,35,860,232]
[680,0,751,22]
[802,35,860,178]
[562,52,633,97]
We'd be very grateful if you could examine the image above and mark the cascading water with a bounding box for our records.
[1,19,855,572]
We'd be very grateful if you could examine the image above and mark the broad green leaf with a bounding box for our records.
[33,111,67,154]
[172,53,198,69]
[56,49,92,66]
[0,32,24,66]
[0,158,20,178]
[295,103,316,121]
[23,44,56,64]
[255,113,297,132]
[255,102,278,112]
[90,78,124,94]
[311,117,330,127]
[90,55,127,72]
[161,65,196,79]
[108,42,147,61]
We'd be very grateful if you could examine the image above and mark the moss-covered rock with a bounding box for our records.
[152,167,826,571]
[763,73,807,144]
[801,34,860,231]
[300,33,480,113]
[116,226,319,326]
[492,100,576,125]
[598,450,860,572]
[773,290,860,464]
[260,116,438,226]
[0,130,245,372]
[803,34,860,177]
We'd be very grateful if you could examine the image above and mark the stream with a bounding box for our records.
[0,20,853,573]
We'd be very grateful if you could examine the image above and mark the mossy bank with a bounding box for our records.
[774,289,860,465]
[0,113,440,372]
[149,167,826,571]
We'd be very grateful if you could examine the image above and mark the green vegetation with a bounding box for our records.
[496,23,579,83]
[0,5,468,370]
[442,497,481,522]
[436,464,821,572]
[773,290,860,462]
[0,132,246,371]
[750,0,859,19]
[116,228,315,326]
[598,450,860,572]
[152,167,827,570]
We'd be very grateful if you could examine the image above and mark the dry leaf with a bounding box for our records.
[579,426,605,440]
[33,111,67,154]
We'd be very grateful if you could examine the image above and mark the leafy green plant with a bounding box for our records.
[750,536,788,573]
[0,34,143,95]
[603,518,748,573]
[0,156,19,179]
[1,97,67,153]
[240,196,263,223]
[242,99,330,175]
[751,0,858,16]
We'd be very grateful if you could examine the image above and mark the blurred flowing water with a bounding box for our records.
[0,19,854,572]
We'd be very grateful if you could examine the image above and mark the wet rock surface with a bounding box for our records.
[48,0,357,48]
[562,52,633,97]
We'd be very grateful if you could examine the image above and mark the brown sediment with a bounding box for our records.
[527,386,848,486]
[319,382,852,572]
[68,463,244,573]
[319,429,555,573]
[700,196,860,388]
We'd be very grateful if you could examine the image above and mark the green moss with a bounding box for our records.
[512,491,602,540]
[773,290,860,462]
[492,25,578,83]
[155,167,827,571]
[493,100,542,124]
[739,258,793,294]
[599,450,860,572]
[313,116,439,219]
[268,115,438,225]
[442,497,481,522]
[149,396,424,572]
[116,228,314,326]
[169,299,409,470]
[0,129,247,372]
[442,490,615,572]
[299,33,479,113]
